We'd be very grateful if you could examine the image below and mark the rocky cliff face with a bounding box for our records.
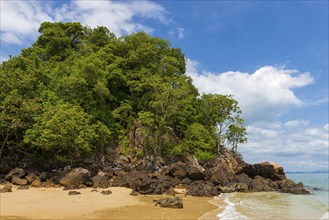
[0,152,309,196]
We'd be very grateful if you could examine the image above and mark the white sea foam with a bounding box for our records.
[217,194,249,220]
[320,212,329,220]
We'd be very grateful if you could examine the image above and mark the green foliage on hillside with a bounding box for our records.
[0,22,247,163]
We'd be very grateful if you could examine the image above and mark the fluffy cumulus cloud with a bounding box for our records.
[242,122,329,172]
[186,59,314,122]
[284,119,309,128]
[186,59,327,172]
[0,1,53,44]
[54,0,169,36]
[0,0,175,45]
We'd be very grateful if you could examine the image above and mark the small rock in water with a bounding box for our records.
[68,191,81,195]
[101,190,112,195]
[153,196,183,208]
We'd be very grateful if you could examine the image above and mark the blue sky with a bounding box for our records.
[1,0,328,171]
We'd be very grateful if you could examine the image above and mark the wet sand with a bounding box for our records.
[0,185,220,220]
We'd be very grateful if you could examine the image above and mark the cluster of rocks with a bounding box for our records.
[0,153,309,196]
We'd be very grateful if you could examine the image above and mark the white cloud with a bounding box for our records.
[0,56,9,63]
[0,0,170,45]
[246,126,279,138]
[0,1,53,44]
[284,119,309,128]
[58,0,168,36]
[186,59,327,172]
[186,59,314,122]
[177,28,185,39]
[324,123,329,131]
[241,122,329,171]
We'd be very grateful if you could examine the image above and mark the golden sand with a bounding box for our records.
[0,185,221,220]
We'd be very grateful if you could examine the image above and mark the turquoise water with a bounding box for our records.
[215,173,329,220]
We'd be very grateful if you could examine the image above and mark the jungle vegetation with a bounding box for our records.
[0,22,247,164]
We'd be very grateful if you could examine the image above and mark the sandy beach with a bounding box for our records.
[0,185,220,220]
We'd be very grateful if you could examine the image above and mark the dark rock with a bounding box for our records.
[234,173,253,185]
[102,167,114,178]
[130,190,140,196]
[59,167,91,187]
[165,187,176,196]
[5,167,26,181]
[17,185,29,190]
[112,172,173,195]
[153,175,174,194]
[251,176,275,192]
[68,191,81,195]
[187,180,220,197]
[113,155,133,172]
[185,156,205,180]
[0,185,12,193]
[240,162,286,181]
[167,162,188,180]
[25,172,38,183]
[101,190,112,195]
[39,172,49,182]
[113,170,128,177]
[92,173,110,188]
[187,165,204,180]
[153,197,183,208]
[181,177,192,186]
[219,186,236,193]
[31,179,42,187]
[12,176,28,185]
[44,180,56,188]
[204,156,241,185]
[278,179,310,194]
[85,181,93,187]
[91,189,98,192]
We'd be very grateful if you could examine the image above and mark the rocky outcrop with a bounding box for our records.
[153,197,183,208]
[59,167,91,188]
[5,168,26,181]
[239,162,287,181]
[12,176,28,185]
[187,180,221,196]
[278,179,309,194]
[204,153,244,186]
[92,172,110,188]
[112,172,174,195]
[0,152,309,196]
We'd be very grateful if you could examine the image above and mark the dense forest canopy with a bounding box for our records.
[0,22,247,164]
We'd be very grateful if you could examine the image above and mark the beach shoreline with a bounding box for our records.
[0,185,220,220]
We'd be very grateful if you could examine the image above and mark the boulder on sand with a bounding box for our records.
[59,167,91,187]
[91,172,110,188]
[153,196,183,208]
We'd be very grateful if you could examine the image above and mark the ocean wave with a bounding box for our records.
[217,194,249,220]
[320,212,329,220]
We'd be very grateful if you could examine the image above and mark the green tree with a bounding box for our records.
[199,94,247,153]
[24,102,110,162]
[177,123,216,162]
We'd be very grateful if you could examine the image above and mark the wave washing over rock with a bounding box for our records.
[214,173,329,220]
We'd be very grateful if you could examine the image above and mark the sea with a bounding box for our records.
[212,173,329,220]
